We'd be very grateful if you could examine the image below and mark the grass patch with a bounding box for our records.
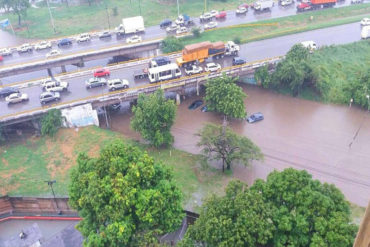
[2,0,248,39]
[0,126,227,209]
[180,4,370,45]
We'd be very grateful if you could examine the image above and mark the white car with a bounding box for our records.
[360,18,370,26]
[0,48,12,56]
[35,41,52,50]
[166,23,179,33]
[17,43,33,53]
[204,21,218,30]
[210,10,219,17]
[185,65,203,75]
[5,92,29,104]
[46,49,61,58]
[236,7,248,14]
[76,33,91,43]
[200,12,213,22]
[176,26,188,35]
[280,0,294,5]
[44,80,69,92]
[99,30,112,39]
[108,79,129,91]
[126,35,142,43]
[205,62,221,72]
[41,77,61,87]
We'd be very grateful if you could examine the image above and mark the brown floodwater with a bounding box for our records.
[109,85,370,207]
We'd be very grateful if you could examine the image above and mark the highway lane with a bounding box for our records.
[0,0,362,67]
[0,22,363,118]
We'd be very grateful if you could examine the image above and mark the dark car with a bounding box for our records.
[0,87,20,97]
[40,91,60,105]
[57,38,73,47]
[160,19,172,28]
[232,57,246,66]
[246,112,264,123]
[188,100,203,110]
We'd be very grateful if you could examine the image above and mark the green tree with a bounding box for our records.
[180,180,274,247]
[161,36,184,53]
[286,43,310,62]
[196,123,263,172]
[41,109,62,137]
[251,168,358,247]
[69,141,184,247]
[131,89,176,147]
[274,60,305,96]
[204,74,246,120]
[254,64,271,88]
[191,27,201,37]
[6,0,30,26]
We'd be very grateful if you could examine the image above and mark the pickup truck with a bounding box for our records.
[185,65,203,75]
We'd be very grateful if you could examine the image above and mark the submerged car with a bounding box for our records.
[188,100,203,110]
[246,112,264,123]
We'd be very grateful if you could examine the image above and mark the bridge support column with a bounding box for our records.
[176,94,181,105]
[47,68,53,77]
[61,65,67,73]
[196,80,199,96]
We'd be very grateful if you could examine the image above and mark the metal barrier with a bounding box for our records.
[0,56,282,123]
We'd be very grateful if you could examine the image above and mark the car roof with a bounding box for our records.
[40,91,54,96]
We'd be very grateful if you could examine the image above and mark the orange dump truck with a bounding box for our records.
[176,41,240,67]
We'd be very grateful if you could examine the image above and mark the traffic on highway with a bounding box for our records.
[0,22,362,119]
[0,0,360,68]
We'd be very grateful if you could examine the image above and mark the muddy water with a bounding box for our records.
[110,85,370,207]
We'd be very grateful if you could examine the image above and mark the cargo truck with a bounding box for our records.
[254,0,274,11]
[176,41,240,67]
[175,14,195,26]
[297,0,336,11]
[115,16,145,36]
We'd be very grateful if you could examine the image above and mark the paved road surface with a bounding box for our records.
[0,23,362,119]
[0,0,361,67]
[109,85,370,207]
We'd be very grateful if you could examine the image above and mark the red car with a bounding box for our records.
[0,55,3,62]
[215,11,227,19]
[94,68,110,77]
[239,3,249,8]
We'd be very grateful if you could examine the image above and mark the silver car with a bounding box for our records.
[108,79,129,91]
[40,91,60,105]
[5,93,29,104]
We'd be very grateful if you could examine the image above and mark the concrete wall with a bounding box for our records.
[61,104,99,128]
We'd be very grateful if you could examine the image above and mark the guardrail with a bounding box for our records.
[0,56,282,124]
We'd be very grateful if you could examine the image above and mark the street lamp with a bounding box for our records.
[176,0,180,17]
[104,0,111,29]
[46,0,57,34]
[45,180,61,215]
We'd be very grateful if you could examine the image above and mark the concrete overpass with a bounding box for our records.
[0,39,162,78]
[0,56,281,126]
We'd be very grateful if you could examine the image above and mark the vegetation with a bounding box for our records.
[131,89,176,147]
[191,27,201,38]
[69,140,184,246]
[196,123,263,172]
[41,109,62,137]
[161,36,184,54]
[180,180,273,247]
[182,168,358,246]
[204,74,246,120]
[0,0,30,25]
[268,41,370,108]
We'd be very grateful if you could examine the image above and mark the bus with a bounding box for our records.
[148,63,182,83]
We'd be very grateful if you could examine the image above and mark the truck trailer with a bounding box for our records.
[176,41,240,67]
[297,0,336,11]
[115,16,145,35]
[254,0,274,11]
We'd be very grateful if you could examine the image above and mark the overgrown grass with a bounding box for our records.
[0,126,227,209]
[180,4,370,45]
[1,0,248,39]
[350,203,366,225]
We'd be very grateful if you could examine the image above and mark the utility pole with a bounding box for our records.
[45,180,61,215]
[204,0,207,12]
[46,0,57,34]
[176,0,180,17]
[104,0,111,29]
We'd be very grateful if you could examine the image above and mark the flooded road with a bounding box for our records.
[109,85,370,207]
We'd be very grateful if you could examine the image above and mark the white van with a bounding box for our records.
[361,26,370,39]
[300,41,317,53]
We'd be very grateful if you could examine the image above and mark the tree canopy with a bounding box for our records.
[180,180,274,247]
[41,109,62,136]
[204,74,246,119]
[251,168,358,247]
[196,123,263,172]
[181,168,357,247]
[69,141,184,247]
[0,0,30,25]
[161,36,184,53]
[131,89,176,147]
